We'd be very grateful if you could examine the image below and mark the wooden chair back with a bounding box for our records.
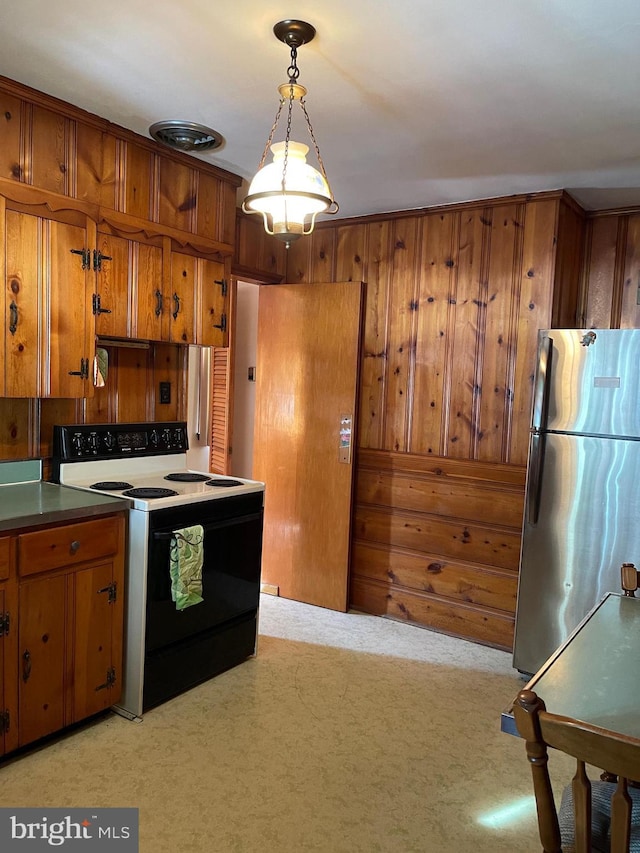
[621,562,639,597]
[513,688,640,853]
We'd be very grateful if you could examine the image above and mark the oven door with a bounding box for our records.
[144,492,264,654]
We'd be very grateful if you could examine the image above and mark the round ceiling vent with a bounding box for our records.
[149,121,224,153]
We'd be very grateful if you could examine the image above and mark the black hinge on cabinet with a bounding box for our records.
[97,581,117,603]
[213,313,227,333]
[0,710,10,734]
[68,358,90,379]
[70,248,91,269]
[92,293,112,315]
[214,278,228,296]
[0,612,9,637]
[93,249,112,272]
[95,667,116,692]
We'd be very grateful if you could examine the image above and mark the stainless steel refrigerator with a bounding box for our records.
[513,328,640,675]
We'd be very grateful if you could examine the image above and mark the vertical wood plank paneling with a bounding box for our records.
[476,204,521,462]
[157,157,196,233]
[196,172,219,240]
[335,223,366,283]
[0,399,35,458]
[0,93,23,181]
[218,181,237,247]
[508,199,558,465]
[411,212,455,455]
[113,347,153,423]
[30,106,68,195]
[446,211,484,458]
[234,212,287,279]
[620,214,640,329]
[552,200,584,328]
[583,216,620,329]
[308,228,336,282]
[83,373,113,423]
[285,236,312,283]
[123,142,153,220]
[76,124,116,209]
[358,221,393,449]
[39,399,82,459]
[383,217,420,453]
[152,342,182,422]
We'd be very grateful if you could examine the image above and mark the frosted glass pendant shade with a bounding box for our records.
[243,141,332,245]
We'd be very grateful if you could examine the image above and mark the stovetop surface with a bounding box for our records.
[59,455,264,511]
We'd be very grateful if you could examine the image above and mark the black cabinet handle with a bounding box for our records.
[155,290,163,317]
[9,300,18,335]
[172,293,181,320]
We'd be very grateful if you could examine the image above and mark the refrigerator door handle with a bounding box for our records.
[531,334,552,431]
[526,431,546,525]
[526,333,552,525]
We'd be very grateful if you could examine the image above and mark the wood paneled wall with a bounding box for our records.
[582,210,640,329]
[284,192,585,649]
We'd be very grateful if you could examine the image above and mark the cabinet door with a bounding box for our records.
[48,220,93,397]
[169,253,196,344]
[18,574,66,746]
[133,242,164,341]
[199,259,228,347]
[4,210,41,396]
[95,232,130,338]
[73,560,122,719]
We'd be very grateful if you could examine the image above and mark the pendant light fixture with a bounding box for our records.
[242,20,338,248]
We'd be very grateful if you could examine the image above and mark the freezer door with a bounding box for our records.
[513,432,640,674]
[541,328,640,438]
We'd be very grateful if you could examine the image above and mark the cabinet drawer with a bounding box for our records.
[18,516,122,577]
[0,536,10,580]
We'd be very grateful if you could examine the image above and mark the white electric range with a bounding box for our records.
[52,421,265,719]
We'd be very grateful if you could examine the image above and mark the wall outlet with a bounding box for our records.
[159,381,171,404]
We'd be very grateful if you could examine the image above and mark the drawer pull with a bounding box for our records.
[22,649,31,682]
[70,540,81,554]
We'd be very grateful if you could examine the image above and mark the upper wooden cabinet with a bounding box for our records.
[168,252,228,347]
[2,200,95,398]
[0,77,240,357]
[93,224,229,346]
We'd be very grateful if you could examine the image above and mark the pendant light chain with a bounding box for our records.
[280,43,300,196]
[300,98,333,201]
[257,97,285,170]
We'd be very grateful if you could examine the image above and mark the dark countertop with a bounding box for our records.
[0,481,130,533]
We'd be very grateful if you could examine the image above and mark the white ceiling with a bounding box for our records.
[2,0,640,220]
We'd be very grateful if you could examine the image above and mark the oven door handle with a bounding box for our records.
[153,511,263,540]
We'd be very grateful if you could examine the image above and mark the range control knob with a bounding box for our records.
[149,429,160,448]
[87,433,99,454]
[103,432,116,451]
[71,432,84,456]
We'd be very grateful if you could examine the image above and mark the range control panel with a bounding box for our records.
[53,422,189,462]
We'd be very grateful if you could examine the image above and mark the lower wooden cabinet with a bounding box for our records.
[0,513,126,755]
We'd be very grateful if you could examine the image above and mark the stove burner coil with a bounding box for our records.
[122,487,179,499]
[205,479,244,488]
[164,472,210,482]
[90,481,134,490]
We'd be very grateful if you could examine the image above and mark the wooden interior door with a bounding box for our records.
[253,281,364,611]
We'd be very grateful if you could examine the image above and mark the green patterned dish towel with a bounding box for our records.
[169,525,204,610]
